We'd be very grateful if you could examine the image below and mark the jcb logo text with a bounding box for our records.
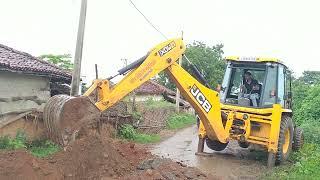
[190,85,212,113]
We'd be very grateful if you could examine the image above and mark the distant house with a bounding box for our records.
[133,80,175,102]
[0,44,71,138]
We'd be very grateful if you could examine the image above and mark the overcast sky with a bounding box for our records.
[1,0,319,83]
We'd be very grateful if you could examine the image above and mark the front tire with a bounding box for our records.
[275,115,294,165]
[206,138,228,151]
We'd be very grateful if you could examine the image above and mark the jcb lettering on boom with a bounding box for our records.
[158,41,176,57]
[190,84,212,113]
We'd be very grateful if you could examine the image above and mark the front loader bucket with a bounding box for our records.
[43,95,100,146]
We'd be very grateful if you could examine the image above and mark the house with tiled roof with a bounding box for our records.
[0,44,71,138]
[133,80,175,101]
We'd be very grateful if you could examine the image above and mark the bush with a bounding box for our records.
[294,85,320,125]
[300,121,320,145]
[119,124,136,140]
[0,131,60,158]
[28,139,60,158]
[166,113,196,129]
[0,130,26,150]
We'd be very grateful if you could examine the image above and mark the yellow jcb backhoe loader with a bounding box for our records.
[43,38,303,167]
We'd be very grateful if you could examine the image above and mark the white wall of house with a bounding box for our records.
[130,95,163,102]
[0,71,50,115]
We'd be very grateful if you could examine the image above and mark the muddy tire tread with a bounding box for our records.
[275,115,293,165]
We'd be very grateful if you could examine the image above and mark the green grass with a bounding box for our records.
[265,121,320,179]
[166,113,196,129]
[28,139,60,158]
[119,124,161,144]
[144,98,175,109]
[265,143,320,179]
[133,133,161,143]
[0,131,60,158]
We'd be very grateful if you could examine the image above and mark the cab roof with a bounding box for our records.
[225,56,283,64]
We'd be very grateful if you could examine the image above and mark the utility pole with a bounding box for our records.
[70,0,87,96]
[175,56,182,112]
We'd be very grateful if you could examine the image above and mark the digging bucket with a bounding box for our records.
[43,95,100,146]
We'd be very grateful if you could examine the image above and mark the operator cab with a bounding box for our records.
[219,57,292,109]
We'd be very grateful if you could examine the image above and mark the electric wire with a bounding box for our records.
[128,0,205,78]
[129,0,168,40]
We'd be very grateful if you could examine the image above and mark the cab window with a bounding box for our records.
[261,65,277,106]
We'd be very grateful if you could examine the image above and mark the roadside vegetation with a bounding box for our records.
[144,98,175,109]
[166,113,196,130]
[119,124,160,144]
[265,71,320,179]
[0,131,60,158]
[119,112,196,143]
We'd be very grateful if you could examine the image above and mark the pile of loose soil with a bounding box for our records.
[0,150,62,180]
[0,122,212,179]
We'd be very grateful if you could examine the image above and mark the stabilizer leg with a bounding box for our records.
[197,137,205,153]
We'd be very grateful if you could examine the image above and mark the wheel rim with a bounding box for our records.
[283,129,290,154]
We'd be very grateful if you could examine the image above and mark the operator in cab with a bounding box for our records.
[240,71,261,107]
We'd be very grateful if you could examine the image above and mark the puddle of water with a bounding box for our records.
[151,125,266,179]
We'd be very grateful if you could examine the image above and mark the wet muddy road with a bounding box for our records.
[151,125,267,179]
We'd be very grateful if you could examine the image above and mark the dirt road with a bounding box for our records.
[151,125,267,179]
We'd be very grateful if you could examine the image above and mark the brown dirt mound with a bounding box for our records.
[0,150,62,180]
[0,127,212,179]
[52,136,133,179]
[1,111,212,179]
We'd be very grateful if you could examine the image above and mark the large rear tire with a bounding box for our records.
[205,138,228,151]
[293,127,304,151]
[275,115,294,165]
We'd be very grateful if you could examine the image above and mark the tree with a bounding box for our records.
[291,70,320,125]
[156,41,226,90]
[298,71,320,85]
[39,54,73,71]
[294,84,320,124]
